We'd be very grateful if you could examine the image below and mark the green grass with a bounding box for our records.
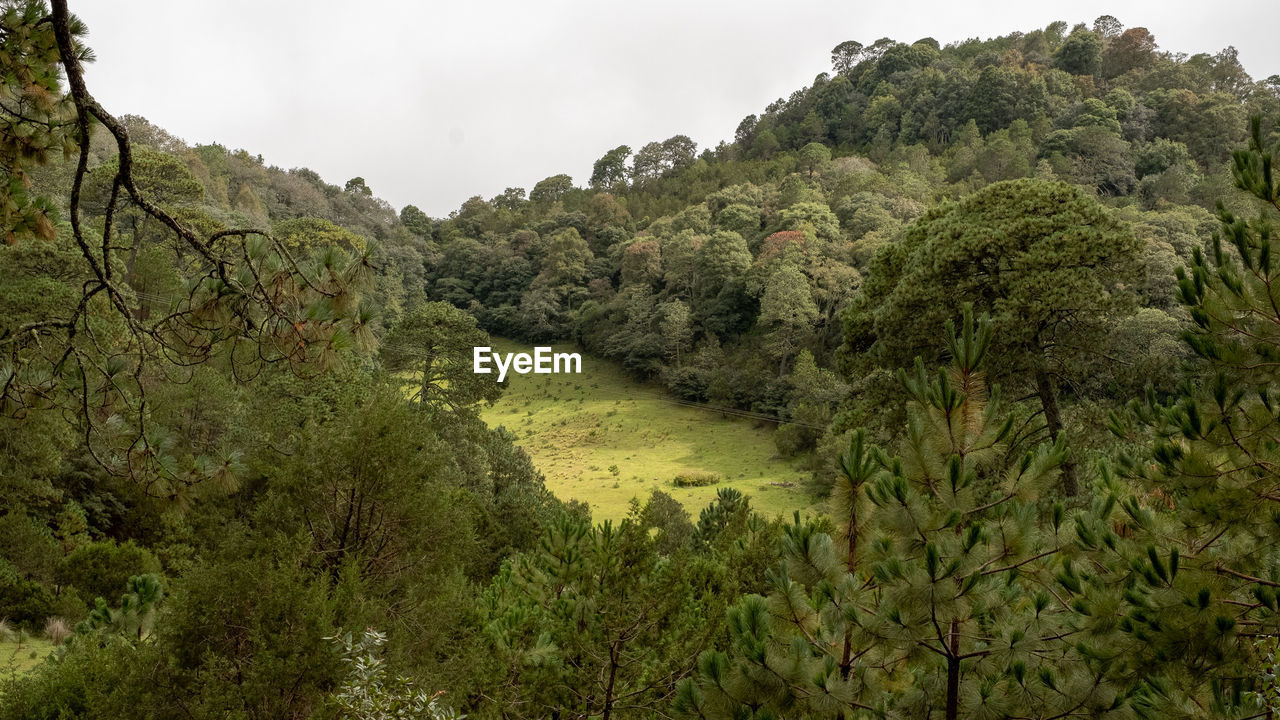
[0,638,55,680]
[479,339,814,522]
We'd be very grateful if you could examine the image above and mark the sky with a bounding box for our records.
[73,1,1279,218]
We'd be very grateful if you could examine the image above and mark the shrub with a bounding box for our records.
[42,617,70,646]
[672,472,720,488]
[0,565,54,630]
[328,628,462,720]
[55,541,160,606]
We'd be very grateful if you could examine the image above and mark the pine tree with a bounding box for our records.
[1105,116,1280,717]
[482,506,725,720]
[678,306,1123,719]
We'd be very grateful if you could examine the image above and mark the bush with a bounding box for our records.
[0,634,141,720]
[0,514,60,585]
[43,617,70,646]
[55,541,160,606]
[0,561,54,630]
[672,472,720,488]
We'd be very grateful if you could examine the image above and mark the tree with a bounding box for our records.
[0,0,374,495]
[659,300,693,367]
[83,146,204,277]
[72,572,163,645]
[400,204,433,238]
[590,145,632,190]
[273,216,368,255]
[758,265,817,376]
[662,135,698,171]
[632,141,666,182]
[0,0,84,244]
[830,40,865,74]
[1102,27,1158,79]
[380,301,502,412]
[1107,116,1280,714]
[845,179,1141,496]
[1054,29,1102,76]
[536,227,593,290]
[491,186,527,212]
[344,176,372,195]
[482,505,731,720]
[1092,14,1123,39]
[328,628,462,720]
[620,238,662,287]
[798,142,831,177]
[529,174,574,206]
[677,309,1121,720]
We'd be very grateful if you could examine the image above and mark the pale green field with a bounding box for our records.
[479,339,814,522]
[0,638,54,680]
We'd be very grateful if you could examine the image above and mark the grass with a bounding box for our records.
[479,339,814,522]
[0,638,55,680]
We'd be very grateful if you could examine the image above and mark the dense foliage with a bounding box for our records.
[4,2,1280,719]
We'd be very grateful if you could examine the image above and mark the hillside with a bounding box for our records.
[6,5,1280,719]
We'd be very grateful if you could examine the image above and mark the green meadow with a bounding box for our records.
[479,339,814,522]
[0,639,55,682]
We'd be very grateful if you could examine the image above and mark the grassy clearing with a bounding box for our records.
[479,339,814,522]
[0,638,55,680]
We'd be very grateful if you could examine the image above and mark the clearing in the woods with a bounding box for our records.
[479,339,813,522]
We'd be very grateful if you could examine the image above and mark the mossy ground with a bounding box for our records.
[479,339,814,522]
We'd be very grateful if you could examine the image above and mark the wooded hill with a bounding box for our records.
[5,4,1280,718]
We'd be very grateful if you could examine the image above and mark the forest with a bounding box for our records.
[4,0,1280,718]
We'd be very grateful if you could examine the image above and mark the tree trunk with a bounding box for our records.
[1034,361,1077,496]
[602,641,619,720]
[946,619,960,720]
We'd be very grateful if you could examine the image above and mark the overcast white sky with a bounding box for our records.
[74,1,1278,218]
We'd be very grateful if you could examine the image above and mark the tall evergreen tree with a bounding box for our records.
[1106,116,1280,717]
[679,307,1123,719]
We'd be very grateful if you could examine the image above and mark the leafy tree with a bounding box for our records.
[620,238,662,286]
[591,145,633,190]
[696,230,751,297]
[830,40,865,74]
[1093,15,1123,39]
[845,179,1141,495]
[492,186,527,212]
[530,174,574,206]
[400,204,433,238]
[83,145,205,275]
[777,201,840,243]
[380,302,502,412]
[274,216,369,254]
[55,541,160,608]
[631,141,667,182]
[1054,29,1102,76]
[758,265,817,375]
[536,227,593,290]
[345,176,373,195]
[798,142,831,177]
[1102,27,1158,79]
[662,135,698,171]
[0,0,374,494]
[659,299,694,366]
